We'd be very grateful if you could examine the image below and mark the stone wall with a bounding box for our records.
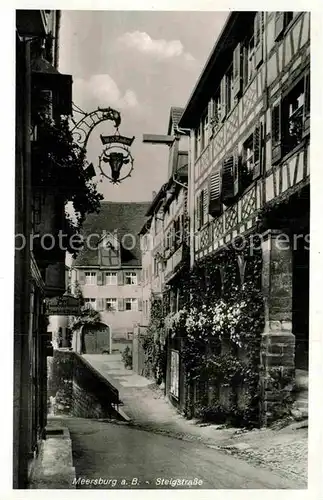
[47,350,122,420]
[260,230,296,425]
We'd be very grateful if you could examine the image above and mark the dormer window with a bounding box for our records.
[99,233,121,267]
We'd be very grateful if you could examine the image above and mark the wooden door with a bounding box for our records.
[83,323,110,354]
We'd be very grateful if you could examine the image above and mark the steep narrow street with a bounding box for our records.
[55,417,300,489]
[47,353,306,489]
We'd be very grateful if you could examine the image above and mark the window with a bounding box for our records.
[244,135,254,174]
[226,65,234,113]
[285,12,296,27]
[85,272,97,285]
[212,88,221,129]
[125,272,137,285]
[286,82,304,150]
[242,134,256,190]
[106,298,117,311]
[165,231,172,250]
[281,77,308,156]
[245,35,255,84]
[105,272,117,285]
[125,298,138,311]
[254,12,264,68]
[200,111,208,152]
[84,298,96,310]
[196,188,208,229]
[275,12,298,40]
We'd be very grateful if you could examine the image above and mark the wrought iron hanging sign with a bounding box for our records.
[70,103,135,184]
[98,133,134,184]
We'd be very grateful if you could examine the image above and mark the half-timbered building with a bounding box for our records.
[179,11,310,423]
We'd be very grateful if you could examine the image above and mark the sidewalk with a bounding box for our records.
[29,420,76,489]
[83,354,307,485]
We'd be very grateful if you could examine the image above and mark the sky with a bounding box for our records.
[59,10,229,202]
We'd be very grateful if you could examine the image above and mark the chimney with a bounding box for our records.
[152,191,157,200]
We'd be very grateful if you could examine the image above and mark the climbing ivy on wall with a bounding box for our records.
[140,297,166,384]
[169,236,264,427]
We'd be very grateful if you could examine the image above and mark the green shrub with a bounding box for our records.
[122,346,132,369]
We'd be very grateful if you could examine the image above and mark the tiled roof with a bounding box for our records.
[73,201,150,268]
[167,106,184,134]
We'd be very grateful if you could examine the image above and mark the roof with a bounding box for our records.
[138,216,153,236]
[73,201,150,268]
[179,12,255,128]
[167,106,184,135]
[145,183,168,217]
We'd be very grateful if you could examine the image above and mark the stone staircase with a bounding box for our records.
[291,369,308,420]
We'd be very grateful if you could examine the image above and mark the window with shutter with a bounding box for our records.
[201,111,208,151]
[233,151,240,197]
[271,101,282,164]
[220,76,227,121]
[85,271,97,285]
[222,156,235,205]
[274,12,285,40]
[254,12,264,68]
[242,135,256,190]
[226,65,234,113]
[106,298,117,311]
[233,43,242,98]
[125,272,137,285]
[118,298,124,311]
[253,123,262,179]
[138,299,143,311]
[212,88,221,130]
[208,167,222,217]
[208,99,215,128]
[281,77,306,155]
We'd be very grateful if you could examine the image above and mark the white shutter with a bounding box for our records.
[233,43,242,97]
[254,12,264,67]
[220,76,227,121]
[222,156,235,205]
[208,99,215,127]
[208,168,222,217]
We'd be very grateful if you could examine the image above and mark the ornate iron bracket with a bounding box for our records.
[70,103,121,150]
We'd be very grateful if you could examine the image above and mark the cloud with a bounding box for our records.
[117,31,195,63]
[72,74,139,111]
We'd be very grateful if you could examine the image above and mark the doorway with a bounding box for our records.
[82,323,111,354]
[292,233,309,371]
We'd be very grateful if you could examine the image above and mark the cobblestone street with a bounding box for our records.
[83,354,307,486]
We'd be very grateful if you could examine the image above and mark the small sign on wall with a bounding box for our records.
[45,295,81,316]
